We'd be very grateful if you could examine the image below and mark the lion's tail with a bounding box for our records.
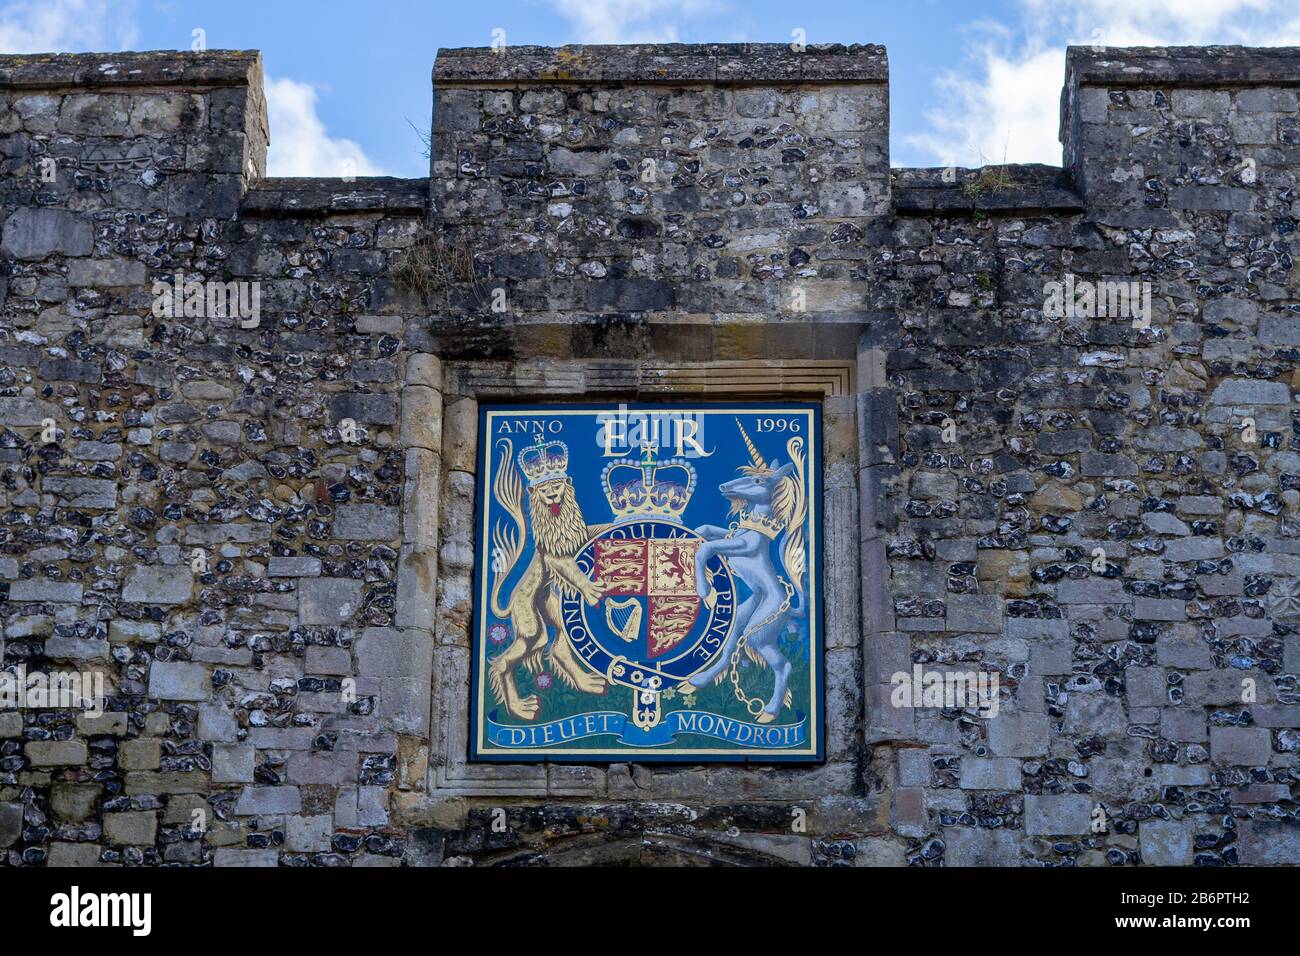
[489,438,526,618]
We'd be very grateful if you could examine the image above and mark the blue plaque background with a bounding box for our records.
[470,403,823,762]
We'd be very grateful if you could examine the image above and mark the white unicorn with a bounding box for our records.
[680,420,808,723]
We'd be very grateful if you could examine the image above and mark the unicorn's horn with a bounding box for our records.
[735,418,766,470]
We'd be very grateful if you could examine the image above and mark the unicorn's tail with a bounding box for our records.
[790,584,807,620]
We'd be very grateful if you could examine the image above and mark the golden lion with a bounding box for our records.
[487,439,609,720]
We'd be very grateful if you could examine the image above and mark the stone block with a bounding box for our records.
[1064,693,1127,737]
[1007,618,1069,642]
[298,577,363,625]
[103,811,157,846]
[852,837,905,867]
[214,848,280,867]
[0,397,60,427]
[1081,453,1138,477]
[1251,705,1300,728]
[46,843,104,866]
[395,546,436,630]
[59,92,128,133]
[50,783,100,823]
[233,786,302,816]
[897,748,932,787]
[43,476,117,509]
[119,738,162,771]
[129,92,206,131]
[201,420,241,445]
[1210,379,1290,405]
[247,728,313,750]
[211,744,255,784]
[987,712,1051,757]
[892,786,927,839]
[1184,669,1273,705]
[39,358,101,383]
[267,556,322,577]
[1,207,93,260]
[0,803,21,848]
[286,814,334,853]
[1125,666,1168,707]
[198,703,239,742]
[66,258,146,288]
[1024,794,1093,835]
[287,751,355,785]
[401,384,443,451]
[1158,636,1213,669]
[7,580,83,603]
[405,353,442,388]
[122,565,193,605]
[358,787,390,827]
[945,594,1002,633]
[334,504,399,541]
[1239,821,1300,865]
[26,739,87,766]
[1133,598,1186,621]
[1209,726,1273,766]
[441,397,478,473]
[355,626,433,735]
[147,661,210,701]
[958,757,1022,791]
[944,827,1021,866]
[1140,819,1193,866]
[305,645,352,675]
[1160,707,1207,742]
[1030,637,1074,675]
[330,393,397,425]
[1231,784,1291,804]
[1056,577,1126,603]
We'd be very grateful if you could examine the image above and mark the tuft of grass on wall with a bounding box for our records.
[963,165,1015,198]
[388,230,480,308]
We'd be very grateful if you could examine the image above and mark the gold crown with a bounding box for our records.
[601,444,695,523]
[738,510,783,539]
[518,436,569,486]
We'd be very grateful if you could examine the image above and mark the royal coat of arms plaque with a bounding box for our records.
[469,403,823,762]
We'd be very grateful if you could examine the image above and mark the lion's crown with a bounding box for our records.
[518,436,569,486]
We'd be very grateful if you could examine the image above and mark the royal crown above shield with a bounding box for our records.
[517,436,569,486]
[601,443,696,523]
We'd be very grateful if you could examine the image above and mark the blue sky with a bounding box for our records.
[3,0,1299,177]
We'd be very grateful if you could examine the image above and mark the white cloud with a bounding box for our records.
[550,0,724,44]
[0,0,138,54]
[908,43,1063,168]
[908,0,1300,169]
[264,76,385,178]
[1023,0,1286,46]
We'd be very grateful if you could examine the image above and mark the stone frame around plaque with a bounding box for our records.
[407,353,893,803]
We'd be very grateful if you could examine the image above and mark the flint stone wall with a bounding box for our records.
[0,43,1298,867]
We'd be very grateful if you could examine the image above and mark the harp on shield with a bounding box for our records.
[605,597,642,644]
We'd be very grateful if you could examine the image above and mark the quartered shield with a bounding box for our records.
[591,535,703,662]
